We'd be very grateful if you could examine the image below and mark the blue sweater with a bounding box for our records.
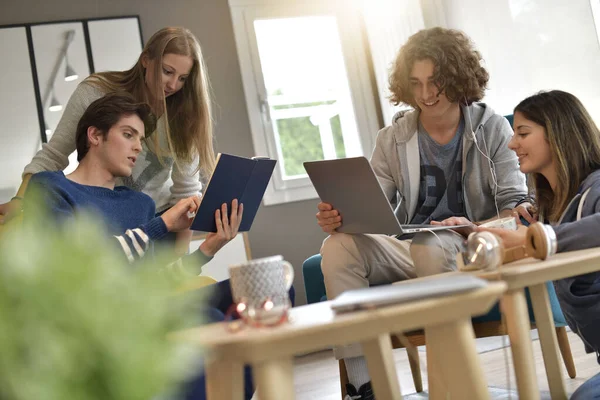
[26,172,211,272]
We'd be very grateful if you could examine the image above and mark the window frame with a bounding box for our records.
[229,0,380,205]
[592,0,600,47]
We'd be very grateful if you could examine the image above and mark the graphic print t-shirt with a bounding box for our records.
[410,119,466,224]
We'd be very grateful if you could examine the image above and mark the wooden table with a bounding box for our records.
[171,281,506,400]
[477,247,600,400]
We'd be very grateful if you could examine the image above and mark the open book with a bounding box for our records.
[190,153,277,232]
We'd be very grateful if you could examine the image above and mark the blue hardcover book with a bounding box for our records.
[190,153,277,232]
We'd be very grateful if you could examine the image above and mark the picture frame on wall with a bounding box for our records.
[87,16,143,73]
[0,25,41,203]
[0,15,143,185]
[30,21,91,150]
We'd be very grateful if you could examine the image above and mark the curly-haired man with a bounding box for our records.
[315,27,527,399]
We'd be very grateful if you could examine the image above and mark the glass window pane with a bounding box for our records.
[254,16,362,180]
[275,116,323,177]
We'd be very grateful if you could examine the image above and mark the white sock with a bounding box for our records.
[344,356,370,389]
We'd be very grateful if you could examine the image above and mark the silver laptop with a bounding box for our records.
[330,274,487,313]
[303,157,469,235]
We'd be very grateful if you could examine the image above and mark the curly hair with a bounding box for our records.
[388,27,489,107]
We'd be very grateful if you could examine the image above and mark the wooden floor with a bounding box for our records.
[292,331,599,399]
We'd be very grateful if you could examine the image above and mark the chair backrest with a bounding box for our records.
[302,254,327,304]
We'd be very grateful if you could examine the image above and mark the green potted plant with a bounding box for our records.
[0,210,204,400]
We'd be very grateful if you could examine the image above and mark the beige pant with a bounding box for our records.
[320,231,465,359]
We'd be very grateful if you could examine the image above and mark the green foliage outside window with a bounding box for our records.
[273,101,346,177]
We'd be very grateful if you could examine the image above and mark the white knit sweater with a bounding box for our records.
[23,82,202,212]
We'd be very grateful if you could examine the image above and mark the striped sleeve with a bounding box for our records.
[112,217,167,263]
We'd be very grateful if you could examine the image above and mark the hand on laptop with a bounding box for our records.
[316,202,342,234]
[161,196,201,231]
[430,216,476,237]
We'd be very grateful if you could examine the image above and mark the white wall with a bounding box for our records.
[190,233,250,282]
[439,0,600,122]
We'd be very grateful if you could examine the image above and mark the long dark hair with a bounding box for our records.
[514,90,600,222]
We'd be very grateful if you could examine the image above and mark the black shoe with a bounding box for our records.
[344,381,374,400]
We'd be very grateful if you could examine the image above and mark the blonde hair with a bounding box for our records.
[85,27,215,178]
[514,90,600,222]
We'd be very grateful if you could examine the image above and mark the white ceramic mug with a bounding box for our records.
[228,255,294,307]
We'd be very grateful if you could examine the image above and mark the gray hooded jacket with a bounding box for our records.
[552,169,600,356]
[370,102,527,223]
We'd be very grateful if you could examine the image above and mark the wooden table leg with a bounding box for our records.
[426,338,444,400]
[529,283,568,400]
[253,356,295,400]
[361,333,403,400]
[205,358,244,400]
[425,318,490,400]
[406,344,423,393]
[501,289,540,400]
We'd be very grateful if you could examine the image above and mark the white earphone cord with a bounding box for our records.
[464,102,512,398]
[464,103,520,219]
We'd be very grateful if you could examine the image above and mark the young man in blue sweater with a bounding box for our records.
[26,92,243,270]
[25,93,261,400]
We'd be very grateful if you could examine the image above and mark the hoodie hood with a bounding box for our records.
[369,100,525,224]
[579,169,600,193]
[557,168,600,222]
[389,102,498,143]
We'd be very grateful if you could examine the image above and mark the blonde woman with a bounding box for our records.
[1,27,227,252]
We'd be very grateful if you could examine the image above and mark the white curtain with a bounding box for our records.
[439,0,600,121]
[363,0,600,124]
[361,0,425,125]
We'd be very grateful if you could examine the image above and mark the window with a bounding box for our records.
[229,0,380,205]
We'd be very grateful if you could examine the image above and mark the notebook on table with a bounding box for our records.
[303,157,469,235]
[190,153,276,232]
[330,274,488,313]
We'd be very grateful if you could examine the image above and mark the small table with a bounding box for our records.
[477,247,600,400]
[171,281,506,400]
